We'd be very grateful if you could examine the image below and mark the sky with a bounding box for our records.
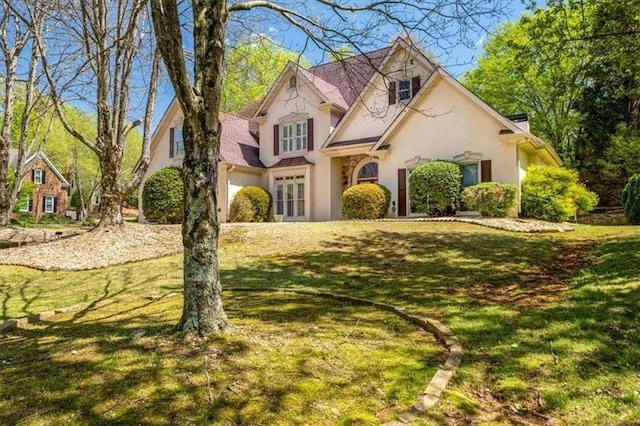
[152,1,533,127]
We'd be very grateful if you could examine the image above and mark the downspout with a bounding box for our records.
[226,164,235,222]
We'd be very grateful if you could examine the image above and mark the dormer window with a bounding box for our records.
[289,76,297,89]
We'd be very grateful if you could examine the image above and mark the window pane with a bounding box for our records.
[286,183,294,217]
[398,80,411,101]
[357,162,378,182]
[461,164,479,187]
[276,184,284,215]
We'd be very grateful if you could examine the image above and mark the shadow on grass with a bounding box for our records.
[220,229,640,422]
[0,291,440,425]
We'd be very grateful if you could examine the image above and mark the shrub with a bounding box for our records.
[69,189,90,210]
[409,161,462,216]
[521,165,598,222]
[142,167,184,224]
[462,182,517,217]
[38,214,72,225]
[229,186,272,223]
[342,183,390,219]
[622,174,640,224]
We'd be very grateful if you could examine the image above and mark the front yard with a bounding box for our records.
[0,221,638,424]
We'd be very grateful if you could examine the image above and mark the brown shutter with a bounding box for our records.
[31,169,35,182]
[307,118,314,151]
[389,81,396,105]
[41,170,46,184]
[481,160,492,182]
[398,168,407,217]
[412,76,421,98]
[53,197,58,213]
[169,127,175,158]
[273,124,280,156]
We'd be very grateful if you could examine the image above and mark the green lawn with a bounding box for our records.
[1,221,639,424]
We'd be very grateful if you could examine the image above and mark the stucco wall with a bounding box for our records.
[258,68,339,221]
[329,47,435,144]
[376,77,519,216]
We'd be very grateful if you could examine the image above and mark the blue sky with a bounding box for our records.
[152,1,533,126]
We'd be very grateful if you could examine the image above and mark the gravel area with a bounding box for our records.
[380,217,575,232]
[0,223,182,271]
[0,218,572,271]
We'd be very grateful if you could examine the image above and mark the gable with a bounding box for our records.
[323,44,436,147]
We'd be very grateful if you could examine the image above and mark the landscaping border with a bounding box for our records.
[0,287,462,423]
[228,286,462,424]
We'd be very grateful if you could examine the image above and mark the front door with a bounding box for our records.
[275,175,305,219]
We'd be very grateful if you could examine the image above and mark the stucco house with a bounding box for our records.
[142,38,560,222]
[9,149,70,219]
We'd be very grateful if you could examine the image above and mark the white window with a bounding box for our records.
[460,163,479,188]
[33,169,44,184]
[281,121,307,153]
[44,196,55,213]
[398,79,412,102]
[176,128,185,156]
[275,175,305,218]
[20,195,31,212]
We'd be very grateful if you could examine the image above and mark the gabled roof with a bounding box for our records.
[14,150,71,187]
[308,46,391,107]
[269,156,314,168]
[321,39,438,149]
[153,98,264,169]
[219,112,264,169]
[369,67,530,152]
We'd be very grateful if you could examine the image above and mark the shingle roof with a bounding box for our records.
[309,47,392,107]
[296,66,348,110]
[219,113,264,169]
[269,156,314,168]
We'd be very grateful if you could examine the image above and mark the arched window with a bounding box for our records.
[355,161,378,184]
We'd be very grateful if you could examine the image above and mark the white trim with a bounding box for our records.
[33,169,44,184]
[19,194,31,212]
[269,165,311,221]
[452,151,483,163]
[24,151,70,187]
[44,195,55,213]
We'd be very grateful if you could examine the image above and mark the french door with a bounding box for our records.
[275,175,305,219]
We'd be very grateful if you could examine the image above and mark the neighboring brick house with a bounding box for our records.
[10,150,70,219]
[143,38,561,222]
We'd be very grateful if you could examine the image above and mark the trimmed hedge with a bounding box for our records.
[142,167,184,224]
[622,174,640,224]
[409,161,462,216]
[462,182,517,217]
[343,183,391,219]
[521,165,598,222]
[229,186,272,223]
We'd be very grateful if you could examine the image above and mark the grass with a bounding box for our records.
[1,221,639,424]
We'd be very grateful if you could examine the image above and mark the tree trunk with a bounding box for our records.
[151,0,229,335]
[98,150,124,226]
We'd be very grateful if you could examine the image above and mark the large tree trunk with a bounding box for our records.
[98,145,124,226]
[151,0,229,335]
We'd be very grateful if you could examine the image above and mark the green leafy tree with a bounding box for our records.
[622,174,640,224]
[463,3,594,165]
[222,36,307,113]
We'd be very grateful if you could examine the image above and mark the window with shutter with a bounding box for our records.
[169,127,175,158]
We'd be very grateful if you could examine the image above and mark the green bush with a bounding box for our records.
[462,182,517,217]
[229,186,272,223]
[342,183,391,219]
[69,189,90,210]
[38,214,72,225]
[622,174,640,224]
[521,165,598,222]
[409,161,462,216]
[142,167,184,224]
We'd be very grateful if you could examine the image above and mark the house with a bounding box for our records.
[9,149,70,219]
[142,38,561,222]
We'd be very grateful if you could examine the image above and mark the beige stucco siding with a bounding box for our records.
[328,47,435,144]
[376,77,519,216]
